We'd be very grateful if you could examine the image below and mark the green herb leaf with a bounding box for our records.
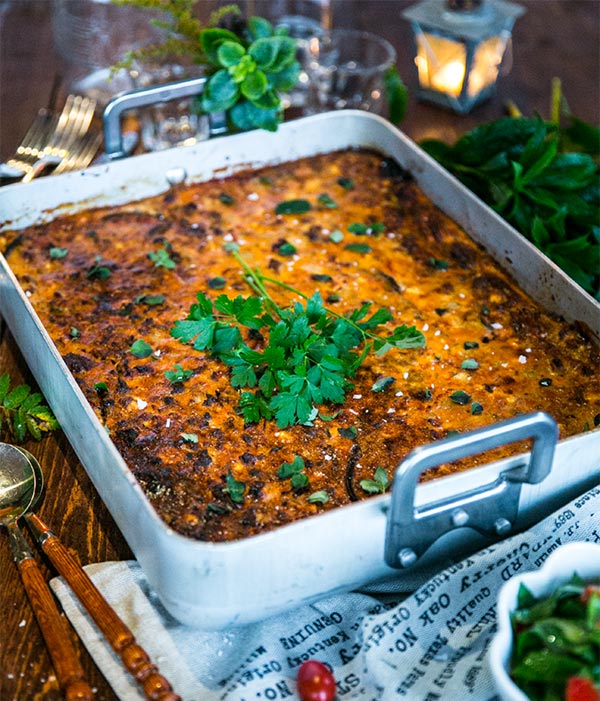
[86,256,111,280]
[277,242,297,256]
[165,364,193,384]
[317,193,338,209]
[371,376,395,392]
[148,246,176,270]
[224,471,245,503]
[49,246,68,259]
[130,340,153,358]
[461,359,479,370]
[337,177,355,190]
[429,258,449,271]
[136,294,165,306]
[339,426,358,440]
[308,490,329,504]
[181,432,198,443]
[275,199,311,215]
[359,467,390,494]
[219,192,235,205]
[450,390,471,405]
[345,243,371,254]
[208,276,226,289]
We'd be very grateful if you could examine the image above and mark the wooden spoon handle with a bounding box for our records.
[27,513,181,701]
[9,526,93,701]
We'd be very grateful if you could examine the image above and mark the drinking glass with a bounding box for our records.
[51,0,167,107]
[301,29,397,116]
[129,59,210,152]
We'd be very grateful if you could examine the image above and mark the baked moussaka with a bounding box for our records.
[4,149,599,541]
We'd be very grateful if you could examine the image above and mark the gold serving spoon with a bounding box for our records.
[14,446,181,701]
[0,443,93,700]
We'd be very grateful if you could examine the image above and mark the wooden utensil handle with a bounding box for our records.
[28,513,181,701]
[18,557,94,701]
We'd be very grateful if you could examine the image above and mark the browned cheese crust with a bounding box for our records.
[4,150,599,541]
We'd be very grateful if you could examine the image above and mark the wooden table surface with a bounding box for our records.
[0,1,598,699]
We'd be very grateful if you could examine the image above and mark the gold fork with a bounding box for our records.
[20,95,98,182]
[1,95,97,181]
[52,130,102,176]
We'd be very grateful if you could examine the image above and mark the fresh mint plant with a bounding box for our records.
[420,86,600,299]
[113,2,299,132]
[200,18,300,132]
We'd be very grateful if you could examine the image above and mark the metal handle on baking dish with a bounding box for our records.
[384,411,558,569]
[102,77,228,160]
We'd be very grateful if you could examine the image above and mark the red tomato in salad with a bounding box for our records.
[566,677,600,701]
[296,660,336,701]
[580,585,600,603]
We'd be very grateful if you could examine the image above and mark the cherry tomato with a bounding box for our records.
[566,676,600,701]
[581,585,600,603]
[296,660,336,701]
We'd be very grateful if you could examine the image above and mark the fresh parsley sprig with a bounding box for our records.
[0,373,59,442]
[171,247,425,428]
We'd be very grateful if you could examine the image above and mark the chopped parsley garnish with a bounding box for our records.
[329,230,344,243]
[450,390,471,405]
[471,401,484,415]
[275,199,311,215]
[148,246,176,270]
[339,427,358,440]
[171,246,425,428]
[130,340,153,358]
[224,471,245,503]
[94,382,108,394]
[86,256,111,280]
[277,456,309,490]
[165,364,193,384]
[317,193,338,209]
[371,376,395,393]
[337,177,355,190]
[49,246,68,259]
[311,274,333,283]
[277,242,297,256]
[345,243,371,254]
[429,258,449,271]
[464,341,480,349]
[359,467,390,494]
[181,432,198,443]
[219,192,235,205]
[135,294,165,306]
[69,327,80,339]
[348,222,385,235]
[208,276,226,289]
[308,490,329,504]
[461,359,479,370]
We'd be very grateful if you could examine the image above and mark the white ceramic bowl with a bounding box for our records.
[489,541,600,701]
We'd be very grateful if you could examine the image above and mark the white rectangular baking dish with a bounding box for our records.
[1,111,598,628]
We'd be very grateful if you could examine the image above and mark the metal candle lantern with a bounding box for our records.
[402,0,525,114]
